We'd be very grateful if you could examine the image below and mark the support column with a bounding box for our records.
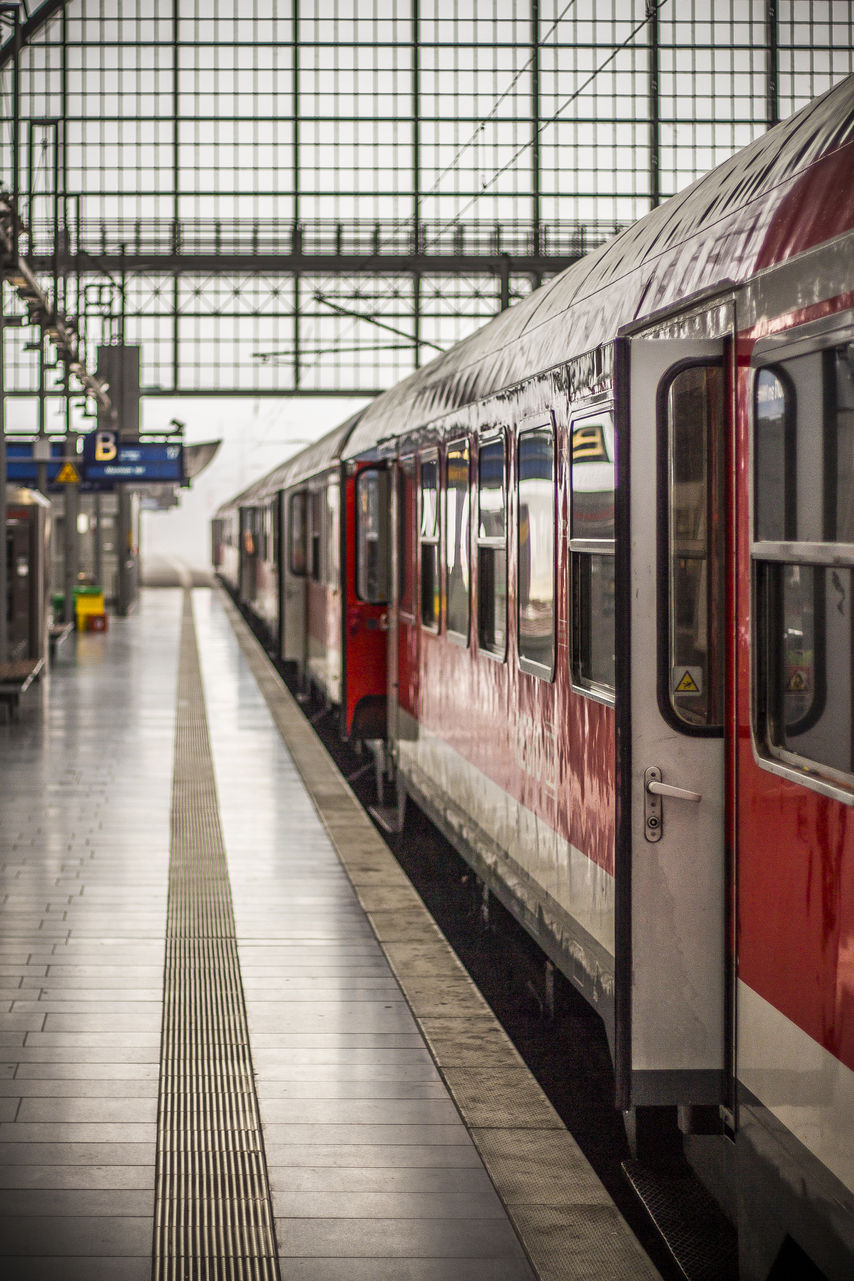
[62,371,78,625]
[413,274,421,368]
[172,0,181,395]
[36,327,47,496]
[117,483,133,616]
[412,0,422,364]
[647,0,660,209]
[93,490,103,592]
[499,256,511,312]
[0,283,7,665]
[531,0,542,286]
[292,0,301,389]
[766,0,779,128]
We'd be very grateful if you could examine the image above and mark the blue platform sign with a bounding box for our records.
[5,439,184,488]
[6,443,66,485]
[86,442,184,484]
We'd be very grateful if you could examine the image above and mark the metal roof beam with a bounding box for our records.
[30,252,580,278]
[0,0,64,70]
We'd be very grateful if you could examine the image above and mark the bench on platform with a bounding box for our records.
[0,657,45,721]
[49,621,75,659]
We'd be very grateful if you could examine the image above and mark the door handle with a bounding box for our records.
[646,776,702,802]
[643,766,701,843]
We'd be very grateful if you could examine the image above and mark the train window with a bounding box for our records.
[356,468,390,604]
[243,508,259,557]
[270,501,279,569]
[325,480,339,587]
[446,440,470,641]
[755,367,796,541]
[399,457,416,618]
[663,364,726,731]
[831,344,854,542]
[309,490,323,582]
[477,436,507,658]
[289,491,307,576]
[517,422,555,677]
[420,454,440,630]
[569,410,615,697]
[754,339,854,784]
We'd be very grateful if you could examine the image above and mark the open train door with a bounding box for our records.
[237,506,257,604]
[615,301,734,1113]
[341,461,390,740]
[280,488,308,678]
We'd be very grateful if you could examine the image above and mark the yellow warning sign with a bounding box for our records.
[786,668,810,692]
[56,462,80,484]
[673,667,703,695]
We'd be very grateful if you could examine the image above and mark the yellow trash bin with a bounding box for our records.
[74,587,105,630]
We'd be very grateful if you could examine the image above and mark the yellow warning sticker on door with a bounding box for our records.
[673,666,703,695]
[786,667,810,692]
[56,461,80,484]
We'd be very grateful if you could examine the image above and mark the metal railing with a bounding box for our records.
[28,216,626,263]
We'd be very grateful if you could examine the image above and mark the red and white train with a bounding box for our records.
[214,77,854,1280]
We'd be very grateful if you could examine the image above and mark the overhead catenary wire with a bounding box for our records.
[420,0,670,251]
[295,1,667,382]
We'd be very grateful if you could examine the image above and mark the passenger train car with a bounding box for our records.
[214,78,854,1281]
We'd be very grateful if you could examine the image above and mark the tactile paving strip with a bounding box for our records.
[153,591,280,1280]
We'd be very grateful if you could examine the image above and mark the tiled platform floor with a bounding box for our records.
[0,587,662,1281]
[0,589,534,1280]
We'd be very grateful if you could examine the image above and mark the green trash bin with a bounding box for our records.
[74,585,105,629]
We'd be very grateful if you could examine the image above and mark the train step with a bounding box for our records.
[367,803,404,834]
[622,1157,739,1281]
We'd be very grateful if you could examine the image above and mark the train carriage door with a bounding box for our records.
[616,312,733,1109]
[273,491,284,658]
[343,461,390,739]
[388,456,417,746]
[282,488,307,674]
[238,507,256,603]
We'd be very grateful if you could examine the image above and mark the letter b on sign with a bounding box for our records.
[95,431,117,462]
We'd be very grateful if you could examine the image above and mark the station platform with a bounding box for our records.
[0,586,661,1281]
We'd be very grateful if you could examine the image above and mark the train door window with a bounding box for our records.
[243,509,259,557]
[399,457,416,618]
[420,453,440,630]
[325,479,339,586]
[445,440,470,642]
[5,528,12,625]
[517,420,555,677]
[356,467,390,604]
[755,367,797,542]
[663,363,726,731]
[570,410,615,697]
[477,435,507,657]
[754,337,854,785]
[289,491,307,576]
[309,490,323,582]
[270,500,279,569]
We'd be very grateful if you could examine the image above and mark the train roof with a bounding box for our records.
[214,409,365,515]
[343,74,854,459]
